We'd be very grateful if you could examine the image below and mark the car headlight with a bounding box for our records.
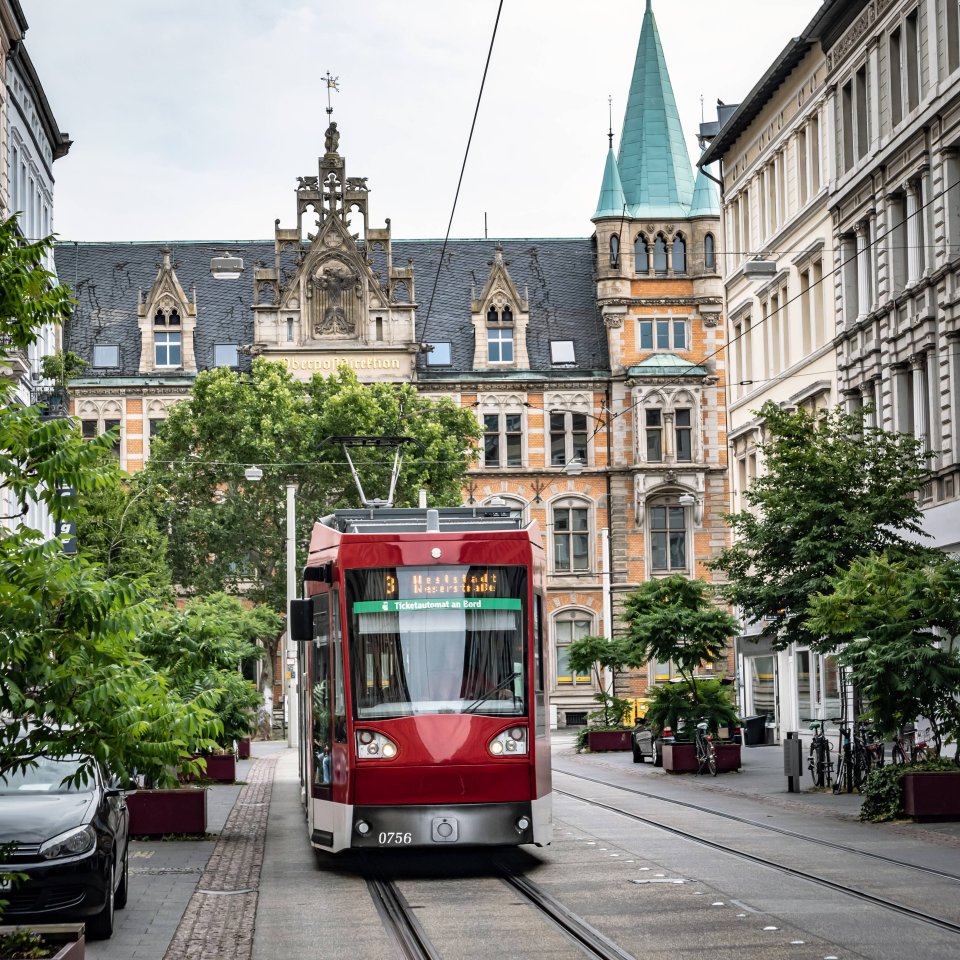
[39,824,96,860]
[489,726,527,756]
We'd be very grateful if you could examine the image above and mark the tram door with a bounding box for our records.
[309,594,334,838]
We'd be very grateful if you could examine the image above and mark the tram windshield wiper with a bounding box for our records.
[462,671,521,714]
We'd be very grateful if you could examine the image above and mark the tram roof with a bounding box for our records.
[322,506,527,535]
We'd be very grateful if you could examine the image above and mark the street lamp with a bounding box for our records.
[243,464,298,749]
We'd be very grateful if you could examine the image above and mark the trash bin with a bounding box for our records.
[742,714,767,746]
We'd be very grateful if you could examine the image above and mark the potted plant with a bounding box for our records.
[37,352,88,420]
[566,635,634,752]
[620,575,741,773]
[808,552,960,818]
[0,925,85,960]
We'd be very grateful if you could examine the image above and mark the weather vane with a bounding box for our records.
[324,71,340,117]
[608,95,613,148]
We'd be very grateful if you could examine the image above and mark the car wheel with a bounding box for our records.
[653,745,663,768]
[87,860,115,940]
[115,845,129,909]
[632,742,643,763]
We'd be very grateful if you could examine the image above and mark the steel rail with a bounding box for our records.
[555,768,960,884]
[498,868,637,960]
[366,874,442,960]
[556,787,960,938]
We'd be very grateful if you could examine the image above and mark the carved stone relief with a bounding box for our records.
[308,259,363,339]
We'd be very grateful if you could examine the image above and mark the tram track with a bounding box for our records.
[555,783,960,938]
[363,858,637,960]
[556,768,960,883]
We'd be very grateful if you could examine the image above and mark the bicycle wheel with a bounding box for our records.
[706,740,717,776]
[892,741,907,765]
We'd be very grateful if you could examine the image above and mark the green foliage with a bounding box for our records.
[0,225,220,789]
[645,678,739,739]
[859,756,959,822]
[710,403,933,652]
[39,350,88,391]
[139,593,275,750]
[72,452,172,601]
[566,634,631,727]
[0,927,53,959]
[808,552,960,753]
[620,575,738,685]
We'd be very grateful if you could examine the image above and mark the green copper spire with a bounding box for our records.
[594,146,627,219]
[617,0,696,218]
[688,160,720,217]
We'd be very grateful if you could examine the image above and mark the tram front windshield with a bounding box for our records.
[347,565,527,719]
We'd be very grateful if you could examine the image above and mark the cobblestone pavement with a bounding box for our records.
[162,755,277,960]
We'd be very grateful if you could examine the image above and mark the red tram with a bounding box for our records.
[288,506,553,852]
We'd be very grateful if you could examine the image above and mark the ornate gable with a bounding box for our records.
[137,248,197,374]
[471,243,530,369]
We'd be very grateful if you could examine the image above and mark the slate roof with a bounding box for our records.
[55,236,608,382]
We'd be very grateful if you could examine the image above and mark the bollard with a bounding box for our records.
[783,731,803,793]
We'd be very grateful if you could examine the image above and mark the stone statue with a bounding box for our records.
[324,122,340,154]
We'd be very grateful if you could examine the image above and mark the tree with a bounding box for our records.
[0,219,220,785]
[711,402,934,652]
[139,359,480,714]
[566,634,632,728]
[620,575,739,735]
[807,552,960,756]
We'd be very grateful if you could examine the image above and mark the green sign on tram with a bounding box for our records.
[353,598,522,614]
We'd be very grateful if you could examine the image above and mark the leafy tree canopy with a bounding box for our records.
[140,359,480,612]
[620,574,737,686]
[710,402,934,652]
[807,552,960,753]
[566,634,632,728]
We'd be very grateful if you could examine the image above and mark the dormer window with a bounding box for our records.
[487,307,515,363]
[153,308,182,367]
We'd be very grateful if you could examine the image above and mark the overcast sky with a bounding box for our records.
[24,1,822,243]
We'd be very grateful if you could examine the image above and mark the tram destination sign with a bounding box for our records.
[353,598,522,614]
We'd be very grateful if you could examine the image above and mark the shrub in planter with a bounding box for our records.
[859,756,959,822]
[645,678,738,741]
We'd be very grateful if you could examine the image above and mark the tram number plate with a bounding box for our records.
[377,831,413,845]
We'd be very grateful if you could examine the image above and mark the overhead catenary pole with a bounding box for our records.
[286,482,299,748]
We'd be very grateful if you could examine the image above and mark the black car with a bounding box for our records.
[0,755,129,939]
[632,721,673,766]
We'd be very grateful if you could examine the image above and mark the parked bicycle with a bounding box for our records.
[891,725,929,764]
[805,719,832,788]
[695,721,717,777]
[832,719,882,793]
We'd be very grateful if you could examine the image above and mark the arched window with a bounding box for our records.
[609,233,620,268]
[672,233,687,274]
[649,497,688,572]
[501,305,513,324]
[487,305,498,324]
[653,234,668,274]
[704,232,716,271]
[551,497,591,573]
[553,609,595,686]
[635,234,649,274]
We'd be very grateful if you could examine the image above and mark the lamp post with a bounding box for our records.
[244,465,298,749]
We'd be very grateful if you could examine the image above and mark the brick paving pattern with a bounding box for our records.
[163,756,278,960]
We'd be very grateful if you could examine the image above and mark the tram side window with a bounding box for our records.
[312,595,333,793]
[332,590,346,743]
[533,592,543,693]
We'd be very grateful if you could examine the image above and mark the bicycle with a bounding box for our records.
[857,721,885,771]
[891,726,929,764]
[832,719,874,793]
[695,721,717,777]
[805,719,832,788]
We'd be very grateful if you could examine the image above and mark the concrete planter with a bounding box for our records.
[126,787,208,837]
[586,729,632,752]
[663,741,741,773]
[0,923,85,959]
[902,771,960,821]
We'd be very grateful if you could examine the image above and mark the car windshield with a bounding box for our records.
[0,756,90,795]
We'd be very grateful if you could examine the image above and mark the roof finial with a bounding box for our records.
[608,95,613,148]
[323,71,339,118]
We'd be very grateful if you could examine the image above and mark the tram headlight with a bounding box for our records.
[488,727,528,757]
[355,730,399,761]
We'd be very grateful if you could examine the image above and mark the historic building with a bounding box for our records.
[58,2,728,726]
[699,0,960,740]
[1,0,71,539]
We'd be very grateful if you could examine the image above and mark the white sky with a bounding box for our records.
[23,1,822,243]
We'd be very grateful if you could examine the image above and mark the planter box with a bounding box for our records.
[586,729,632,752]
[663,741,741,773]
[902,771,960,821]
[237,738,251,759]
[201,753,237,783]
[126,787,207,837]
[0,923,84,959]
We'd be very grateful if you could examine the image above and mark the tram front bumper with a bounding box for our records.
[348,802,534,848]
